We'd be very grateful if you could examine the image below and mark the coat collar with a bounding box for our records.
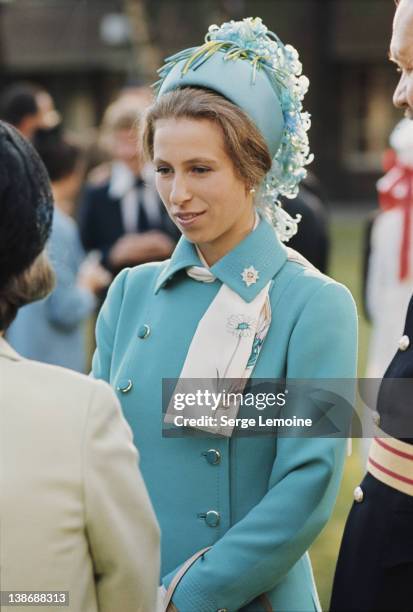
[0,336,21,361]
[154,217,288,302]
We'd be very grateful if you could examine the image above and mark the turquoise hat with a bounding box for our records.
[158,49,284,159]
[154,18,313,242]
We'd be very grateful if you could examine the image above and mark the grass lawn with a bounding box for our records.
[310,212,370,610]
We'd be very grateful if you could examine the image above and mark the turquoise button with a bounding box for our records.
[203,449,221,465]
[205,510,220,528]
[116,379,133,394]
[137,324,151,339]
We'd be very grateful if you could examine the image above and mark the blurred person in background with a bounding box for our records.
[365,118,413,378]
[7,136,111,372]
[79,90,179,278]
[0,120,160,612]
[361,150,397,321]
[331,1,413,609]
[0,81,60,141]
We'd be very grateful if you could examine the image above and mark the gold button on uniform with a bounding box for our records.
[353,485,364,503]
[399,335,410,351]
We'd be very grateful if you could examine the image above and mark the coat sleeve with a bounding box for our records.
[162,281,358,612]
[83,379,160,612]
[91,268,130,381]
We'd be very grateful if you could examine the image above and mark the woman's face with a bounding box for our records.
[153,117,255,265]
[110,128,142,174]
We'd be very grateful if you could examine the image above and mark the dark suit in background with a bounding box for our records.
[282,182,330,274]
[79,164,179,276]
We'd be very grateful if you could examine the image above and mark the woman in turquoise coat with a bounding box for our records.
[92,18,358,612]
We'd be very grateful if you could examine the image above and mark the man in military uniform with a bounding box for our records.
[330,1,413,610]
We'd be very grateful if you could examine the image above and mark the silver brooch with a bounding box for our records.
[241,266,259,287]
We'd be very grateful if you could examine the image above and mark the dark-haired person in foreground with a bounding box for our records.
[0,121,160,612]
[7,137,111,372]
[331,1,413,609]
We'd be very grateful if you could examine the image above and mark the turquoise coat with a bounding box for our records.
[92,218,358,612]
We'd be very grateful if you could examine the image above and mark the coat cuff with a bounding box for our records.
[162,568,221,612]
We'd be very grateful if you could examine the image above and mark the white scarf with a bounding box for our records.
[109,162,161,232]
[164,215,272,436]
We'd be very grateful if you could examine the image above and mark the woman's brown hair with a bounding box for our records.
[141,87,272,190]
[0,251,55,331]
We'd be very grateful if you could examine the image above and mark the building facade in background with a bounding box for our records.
[0,0,400,203]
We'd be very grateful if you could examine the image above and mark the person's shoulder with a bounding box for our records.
[82,174,111,200]
[51,209,78,240]
[112,260,170,293]
[100,262,170,317]
[282,245,327,287]
[87,162,112,187]
[4,359,121,460]
[127,260,169,280]
[280,246,355,309]
[13,358,114,411]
